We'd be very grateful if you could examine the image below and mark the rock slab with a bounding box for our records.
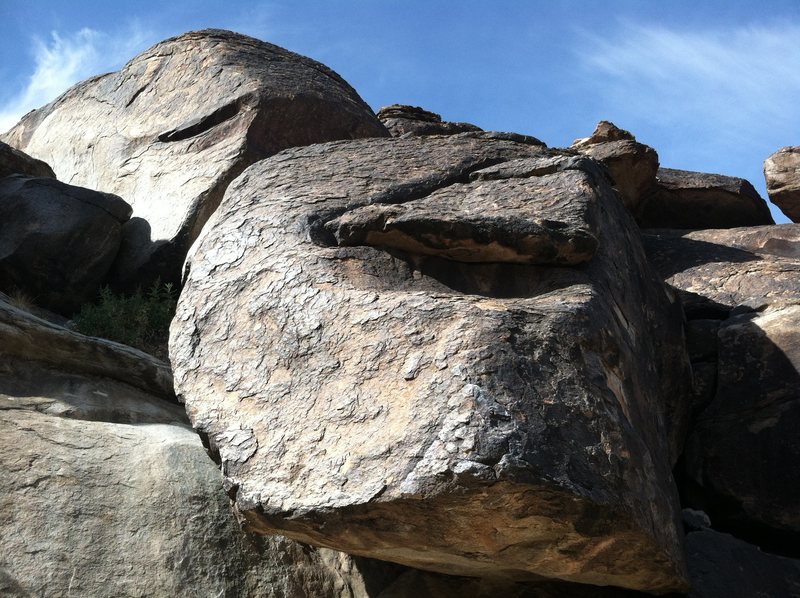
[2,29,388,289]
[171,133,691,592]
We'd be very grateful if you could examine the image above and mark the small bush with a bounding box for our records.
[73,281,177,359]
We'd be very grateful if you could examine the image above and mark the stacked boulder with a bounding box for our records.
[2,28,799,598]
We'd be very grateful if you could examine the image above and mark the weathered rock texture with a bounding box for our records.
[171,133,692,592]
[0,140,54,179]
[1,29,388,290]
[644,225,800,542]
[637,168,774,229]
[378,104,482,137]
[571,121,659,213]
[0,295,405,597]
[0,174,131,313]
[764,145,800,222]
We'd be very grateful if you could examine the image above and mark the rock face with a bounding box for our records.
[764,145,800,222]
[644,225,800,541]
[0,294,405,597]
[1,29,388,290]
[0,174,131,313]
[571,121,659,213]
[378,105,482,137]
[637,168,774,229]
[171,133,692,592]
[0,140,54,178]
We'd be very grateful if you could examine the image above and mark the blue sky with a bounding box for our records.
[1,1,798,222]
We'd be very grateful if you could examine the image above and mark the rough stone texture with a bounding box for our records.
[0,295,403,597]
[1,29,388,290]
[378,104,482,137]
[171,133,692,593]
[0,174,131,314]
[644,225,800,542]
[685,530,800,598]
[638,168,774,229]
[571,121,659,213]
[0,140,54,179]
[764,146,800,222]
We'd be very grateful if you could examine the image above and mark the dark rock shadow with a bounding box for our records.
[642,233,760,279]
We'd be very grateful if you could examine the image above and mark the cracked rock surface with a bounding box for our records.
[171,134,692,592]
[764,146,800,222]
[0,294,405,597]
[1,29,388,290]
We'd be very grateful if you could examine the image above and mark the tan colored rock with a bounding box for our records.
[1,29,388,289]
[764,146,800,222]
[378,104,482,137]
[0,296,402,597]
[638,168,774,229]
[171,133,692,593]
[0,140,54,178]
[571,121,659,212]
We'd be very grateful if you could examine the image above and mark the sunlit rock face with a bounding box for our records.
[171,133,692,593]
[1,29,388,290]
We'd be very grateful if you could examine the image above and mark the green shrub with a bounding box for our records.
[73,281,177,359]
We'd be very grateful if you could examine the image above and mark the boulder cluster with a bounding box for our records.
[1,29,798,598]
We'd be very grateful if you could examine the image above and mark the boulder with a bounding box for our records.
[378,104,482,137]
[637,168,774,229]
[0,296,402,597]
[171,133,692,592]
[1,29,388,290]
[764,146,800,222]
[571,121,659,213]
[644,225,800,541]
[0,140,54,178]
[685,529,800,598]
[0,174,131,314]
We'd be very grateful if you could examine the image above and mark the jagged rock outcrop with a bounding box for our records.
[637,168,774,229]
[571,121,659,213]
[0,294,406,597]
[171,133,692,593]
[764,146,800,222]
[644,225,800,542]
[378,105,482,137]
[0,174,131,314]
[1,29,388,290]
[0,140,54,178]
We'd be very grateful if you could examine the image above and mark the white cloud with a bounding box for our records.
[0,24,154,133]
[575,22,800,143]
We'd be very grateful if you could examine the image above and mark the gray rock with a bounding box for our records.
[0,175,131,314]
[0,140,54,178]
[2,29,388,290]
[638,168,774,229]
[378,104,482,137]
[171,133,692,592]
[571,121,659,213]
[764,146,800,222]
[0,295,402,597]
[685,530,800,598]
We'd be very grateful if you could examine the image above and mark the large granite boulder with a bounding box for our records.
[644,225,800,541]
[1,29,388,290]
[571,121,659,213]
[0,294,405,597]
[171,133,692,592]
[764,146,800,222]
[0,174,131,314]
[378,105,482,137]
[0,140,54,178]
[637,168,774,229]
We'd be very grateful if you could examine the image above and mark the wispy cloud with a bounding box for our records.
[576,22,800,145]
[0,24,154,133]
